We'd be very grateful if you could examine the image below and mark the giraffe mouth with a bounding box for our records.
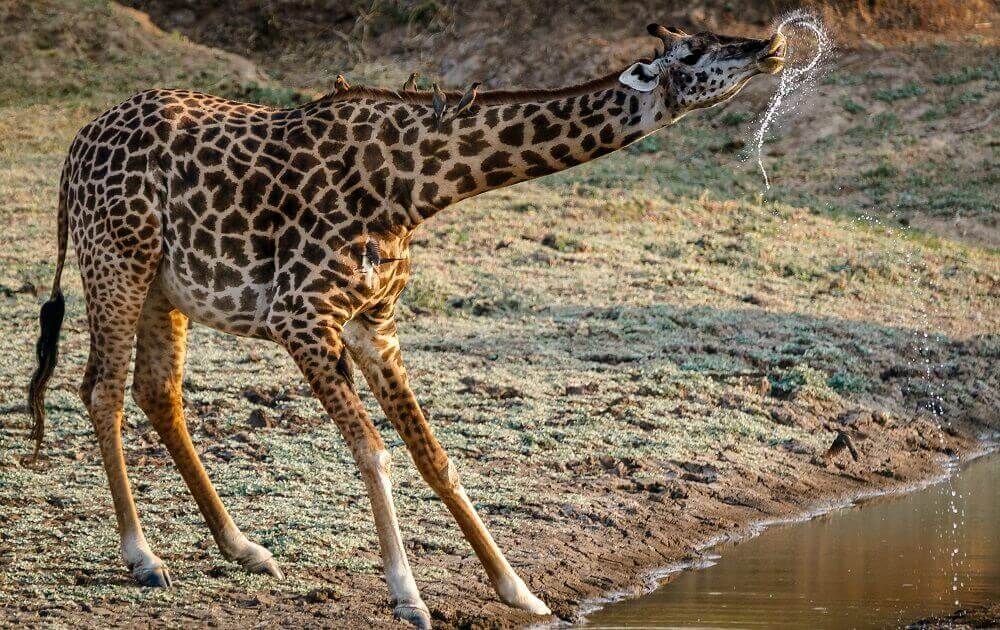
[756,34,788,75]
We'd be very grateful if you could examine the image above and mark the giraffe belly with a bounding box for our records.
[155,252,275,340]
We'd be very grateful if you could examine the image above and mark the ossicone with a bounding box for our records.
[646,23,688,45]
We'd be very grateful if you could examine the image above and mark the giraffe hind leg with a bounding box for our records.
[79,275,171,587]
[132,285,283,579]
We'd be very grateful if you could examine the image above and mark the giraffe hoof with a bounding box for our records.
[497,577,551,616]
[244,556,285,580]
[134,565,173,588]
[393,603,432,629]
[507,592,551,616]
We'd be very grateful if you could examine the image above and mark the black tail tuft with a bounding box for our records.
[27,289,65,463]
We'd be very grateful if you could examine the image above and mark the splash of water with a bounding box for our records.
[753,11,830,189]
[854,210,968,612]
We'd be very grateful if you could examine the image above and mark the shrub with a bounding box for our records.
[827,372,867,393]
[872,83,926,103]
[769,365,834,399]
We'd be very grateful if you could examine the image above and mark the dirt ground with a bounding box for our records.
[1,1,998,628]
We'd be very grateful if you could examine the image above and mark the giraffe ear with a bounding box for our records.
[619,61,661,92]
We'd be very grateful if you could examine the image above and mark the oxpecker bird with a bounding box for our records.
[402,72,420,91]
[335,75,350,92]
[432,83,447,123]
[452,81,481,118]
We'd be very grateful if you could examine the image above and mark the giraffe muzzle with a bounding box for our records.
[757,33,787,75]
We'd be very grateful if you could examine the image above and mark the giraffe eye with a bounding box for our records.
[680,52,702,65]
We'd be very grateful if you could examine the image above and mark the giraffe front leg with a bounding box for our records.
[344,317,551,617]
[279,321,430,629]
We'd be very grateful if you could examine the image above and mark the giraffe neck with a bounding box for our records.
[430,86,664,210]
[310,74,670,231]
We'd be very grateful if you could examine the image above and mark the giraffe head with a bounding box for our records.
[619,24,786,114]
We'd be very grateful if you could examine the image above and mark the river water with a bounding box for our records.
[582,454,998,629]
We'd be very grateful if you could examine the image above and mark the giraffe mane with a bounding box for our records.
[311,61,651,107]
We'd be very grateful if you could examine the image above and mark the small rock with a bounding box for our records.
[243,386,287,407]
[770,408,798,426]
[677,461,719,484]
[304,588,339,603]
[247,409,272,429]
[565,382,598,396]
[233,431,255,443]
[837,408,872,426]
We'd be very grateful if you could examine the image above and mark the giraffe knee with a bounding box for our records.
[78,363,97,410]
[131,379,175,423]
[423,458,460,494]
[78,379,95,411]
[360,450,393,479]
[131,380,154,414]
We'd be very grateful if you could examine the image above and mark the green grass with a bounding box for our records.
[840,98,866,114]
[827,371,868,393]
[872,83,927,103]
[719,111,752,126]
[862,161,899,182]
[400,274,451,315]
[932,64,997,85]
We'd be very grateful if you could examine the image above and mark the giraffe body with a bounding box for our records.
[28,24,785,625]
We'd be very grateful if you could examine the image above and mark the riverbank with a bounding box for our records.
[909,603,1000,629]
[1,2,998,628]
[3,414,993,628]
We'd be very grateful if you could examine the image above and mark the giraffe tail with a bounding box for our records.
[27,174,68,464]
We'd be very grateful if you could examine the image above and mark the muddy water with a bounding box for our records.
[583,454,998,629]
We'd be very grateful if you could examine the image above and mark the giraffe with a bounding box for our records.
[26,24,786,627]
